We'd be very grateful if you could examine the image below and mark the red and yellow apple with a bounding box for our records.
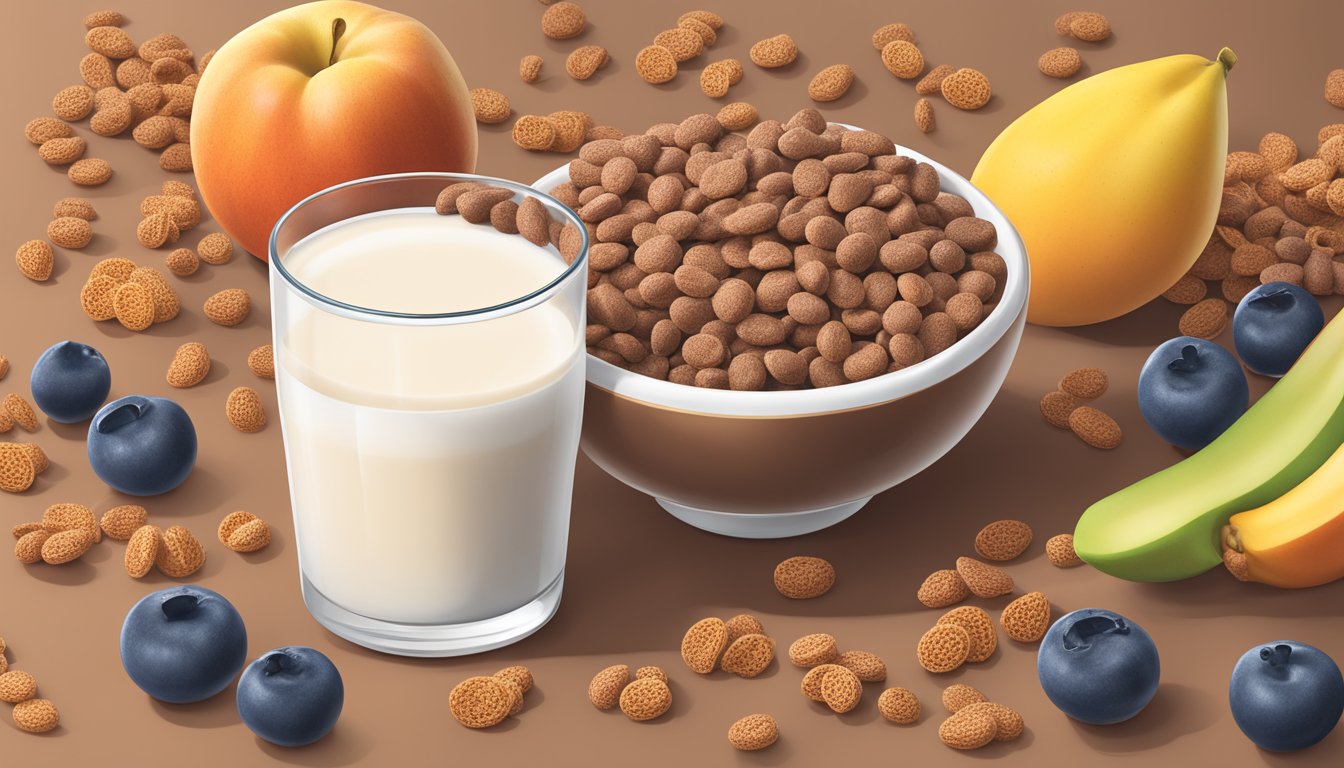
[191,0,477,260]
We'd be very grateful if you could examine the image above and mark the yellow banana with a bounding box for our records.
[1223,440,1344,589]
[972,49,1235,327]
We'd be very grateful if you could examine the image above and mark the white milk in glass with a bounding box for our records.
[276,209,583,625]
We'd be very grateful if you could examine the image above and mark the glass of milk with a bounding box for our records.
[268,173,587,657]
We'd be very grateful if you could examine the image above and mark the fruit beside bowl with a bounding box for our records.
[1037,608,1160,724]
[535,137,1029,538]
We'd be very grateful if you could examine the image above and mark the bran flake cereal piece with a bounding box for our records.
[41,529,92,564]
[728,714,778,750]
[166,342,210,388]
[917,624,971,673]
[681,617,729,673]
[1039,47,1082,78]
[226,386,266,433]
[1046,533,1084,567]
[565,46,608,81]
[974,520,1033,561]
[878,687,920,724]
[1069,12,1111,42]
[13,698,59,733]
[808,64,855,102]
[100,505,148,540]
[125,524,161,578]
[1068,406,1123,449]
[0,670,37,703]
[165,248,198,276]
[635,45,678,85]
[541,1,584,39]
[937,605,998,663]
[513,115,556,151]
[939,706,999,749]
[955,556,1014,598]
[155,525,204,577]
[69,158,112,186]
[749,35,798,69]
[1000,591,1051,643]
[653,28,703,63]
[469,88,510,124]
[450,676,514,727]
[247,344,275,379]
[15,241,53,282]
[773,555,835,598]
[204,288,251,326]
[588,664,628,709]
[917,569,969,608]
[880,40,924,79]
[720,633,775,678]
[0,443,37,493]
[619,677,672,721]
[941,68,992,110]
[943,683,987,713]
[788,633,839,667]
[226,518,271,553]
[820,665,863,713]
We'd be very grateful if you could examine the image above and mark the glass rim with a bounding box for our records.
[267,171,589,325]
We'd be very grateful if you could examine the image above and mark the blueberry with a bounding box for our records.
[1037,608,1160,724]
[120,586,248,704]
[88,395,196,496]
[237,647,344,747]
[1233,282,1325,377]
[1138,337,1249,450]
[1230,640,1344,752]
[30,340,111,423]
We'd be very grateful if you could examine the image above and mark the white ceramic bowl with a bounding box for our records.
[535,134,1029,538]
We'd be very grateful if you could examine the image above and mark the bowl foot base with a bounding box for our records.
[655,497,872,538]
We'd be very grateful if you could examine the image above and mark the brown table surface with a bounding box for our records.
[5,1,1344,765]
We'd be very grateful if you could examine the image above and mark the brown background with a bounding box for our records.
[4,1,1344,765]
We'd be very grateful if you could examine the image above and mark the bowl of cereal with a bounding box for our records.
[535,111,1029,538]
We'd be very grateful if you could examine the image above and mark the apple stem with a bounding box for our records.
[161,594,200,621]
[330,18,346,68]
[1062,615,1129,650]
[263,651,295,676]
[95,396,147,434]
[1261,644,1292,668]
[1168,344,1200,373]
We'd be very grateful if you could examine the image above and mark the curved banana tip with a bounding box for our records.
[1222,547,1249,581]
[1217,47,1237,74]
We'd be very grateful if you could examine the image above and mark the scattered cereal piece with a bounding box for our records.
[513,114,557,151]
[941,68,992,110]
[15,240,54,282]
[204,288,251,326]
[1046,533,1084,567]
[963,701,1025,741]
[52,84,95,121]
[937,605,998,663]
[720,633,775,678]
[0,444,36,493]
[619,677,672,721]
[677,10,723,30]
[20,444,47,474]
[12,698,59,733]
[635,45,678,84]
[124,524,161,578]
[1069,11,1111,42]
[682,617,729,673]
[914,98,934,134]
[1068,405,1123,450]
[773,555,835,598]
[940,706,999,749]
[226,386,266,433]
[166,341,210,388]
[800,663,844,701]
[716,102,758,132]
[955,556,1014,598]
[155,525,205,578]
[15,530,49,562]
[100,505,148,540]
[749,34,798,69]
[653,27,704,63]
[4,394,40,432]
[541,1,585,39]
[136,213,177,249]
[494,665,533,693]
[974,520,1033,561]
[247,344,275,379]
[165,247,198,276]
[469,88,511,124]
[0,670,37,703]
[1327,69,1344,109]
[565,45,609,80]
[1059,367,1108,400]
[878,687,920,724]
[197,232,233,265]
[820,666,862,713]
[943,683,987,713]
[917,624,971,673]
[835,650,886,682]
[41,529,92,565]
[871,22,915,50]
[588,664,628,709]
[1040,390,1079,429]
[880,40,923,79]
[1162,273,1208,304]
[1039,47,1082,78]
[69,157,113,186]
[808,64,855,102]
[1001,591,1051,643]
[724,614,764,644]
[226,518,271,553]
[42,502,99,542]
[917,569,969,608]
[728,713,778,750]
[84,10,124,29]
[700,59,741,98]
[788,633,839,667]
[450,676,514,727]
[633,666,665,683]
[38,136,86,166]
[520,54,543,84]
